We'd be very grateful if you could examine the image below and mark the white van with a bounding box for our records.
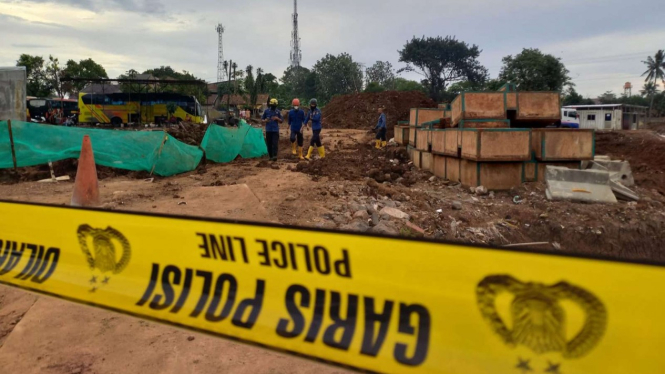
[561,109,580,128]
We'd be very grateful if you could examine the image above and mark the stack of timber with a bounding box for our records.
[406,85,594,190]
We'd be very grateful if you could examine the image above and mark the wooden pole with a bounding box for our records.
[150,131,169,176]
[7,120,17,171]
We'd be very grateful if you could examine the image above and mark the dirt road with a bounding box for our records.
[0,128,664,373]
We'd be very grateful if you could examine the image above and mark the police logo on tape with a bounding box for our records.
[477,275,607,371]
[77,225,131,291]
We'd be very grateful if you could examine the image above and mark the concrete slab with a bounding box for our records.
[591,160,635,187]
[610,180,640,201]
[545,166,617,204]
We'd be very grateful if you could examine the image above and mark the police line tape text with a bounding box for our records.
[196,233,352,278]
[137,263,430,366]
[0,240,60,284]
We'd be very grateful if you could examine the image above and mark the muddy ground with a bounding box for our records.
[0,128,664,373]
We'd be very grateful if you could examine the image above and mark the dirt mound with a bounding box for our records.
[322,91,436,137]
[166,122,209,146]
[595,131,665,194]
[295,142,427,188]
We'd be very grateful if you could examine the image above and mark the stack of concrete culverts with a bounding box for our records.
[406,84,596,190]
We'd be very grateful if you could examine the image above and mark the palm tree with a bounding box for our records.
[640,82,660,97]
[641,50,665,117]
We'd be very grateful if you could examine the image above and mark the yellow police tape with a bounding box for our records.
[0,200,664,374]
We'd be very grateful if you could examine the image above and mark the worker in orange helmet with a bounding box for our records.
[288,98,306,159]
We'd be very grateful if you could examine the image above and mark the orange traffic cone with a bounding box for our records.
[71,135,100,207]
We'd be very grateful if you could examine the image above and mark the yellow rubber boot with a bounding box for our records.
[298,147,304,160]
[375,140,381,149]
[291,142,297,155]
[305,146,315,160]
[318,146,326,159]
[381,141,387,148]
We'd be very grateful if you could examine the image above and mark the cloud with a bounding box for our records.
[11,43,50,48]
[0,12,69,27]
[1,0,663,97]
[8,0,166,14]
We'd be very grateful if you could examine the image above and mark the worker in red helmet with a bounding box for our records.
[288,98,306,159]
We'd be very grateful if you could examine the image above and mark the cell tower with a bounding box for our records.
[216,23,226,83]
[290,0,302,68]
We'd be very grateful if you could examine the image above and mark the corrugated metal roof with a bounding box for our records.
[564,104,648,109]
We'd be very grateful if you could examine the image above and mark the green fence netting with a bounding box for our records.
[0,121,203,176]
[201,120,268,163]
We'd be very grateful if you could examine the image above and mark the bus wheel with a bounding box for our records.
[111,117,122,127]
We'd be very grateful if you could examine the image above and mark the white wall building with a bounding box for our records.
[563,104,647,130]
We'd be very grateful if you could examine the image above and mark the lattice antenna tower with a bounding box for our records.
[290,0,302,68]
[216,23,226,83]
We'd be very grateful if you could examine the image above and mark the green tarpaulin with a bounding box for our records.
[0,120,268,177]
[201,121,268,163]
[0,121,203,176]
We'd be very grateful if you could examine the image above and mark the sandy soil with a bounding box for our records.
[1,128,664,373]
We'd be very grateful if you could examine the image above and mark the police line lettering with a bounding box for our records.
[1,201,665,374]
[136,263,429,366]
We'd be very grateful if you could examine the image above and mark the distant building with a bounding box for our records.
[563,104,648,130]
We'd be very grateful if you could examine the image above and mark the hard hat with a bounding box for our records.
[270,98,278,106]
[292,98,300,106]
[310,98,318,106]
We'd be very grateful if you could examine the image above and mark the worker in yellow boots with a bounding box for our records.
[288,98,306,159]
[374,106,387,149]
[304,99,325,160]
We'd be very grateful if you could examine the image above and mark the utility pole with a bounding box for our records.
[290,0,302,68]
[227,59,232,112]
[216,24,226,83]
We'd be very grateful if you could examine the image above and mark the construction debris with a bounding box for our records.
[37,175,70,183]
[545,166,618,204]
[590,159,635,187]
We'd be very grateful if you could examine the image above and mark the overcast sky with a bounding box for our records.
[1,0,664,98]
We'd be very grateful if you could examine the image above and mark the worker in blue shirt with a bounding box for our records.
[304,98,325,160]
[262,98,284,161]
[288,98,306,160]
[374,106,387,149]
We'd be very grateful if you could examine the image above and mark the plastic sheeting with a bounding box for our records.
[0,121,203,176]
[201,121,268,163]
[0,120,268,176]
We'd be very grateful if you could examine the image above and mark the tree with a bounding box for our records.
[364,82,386,93]
[598,91,618,104]
[641,50,665,117]
[499,48,571,91]
[398,36,488,102]
[166,102,178,119]
[118,69,144,93]
[16,54,50,97]
[62,58,108,94]
[393,78,425,92]
[365,61,396,90]
[245,65,256,108]
[312,53,363,104]
[141,66,207,105]
[562,86,594,106]
[281,66,314,100]
[44,55,64,98]
[640,81,660,97]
